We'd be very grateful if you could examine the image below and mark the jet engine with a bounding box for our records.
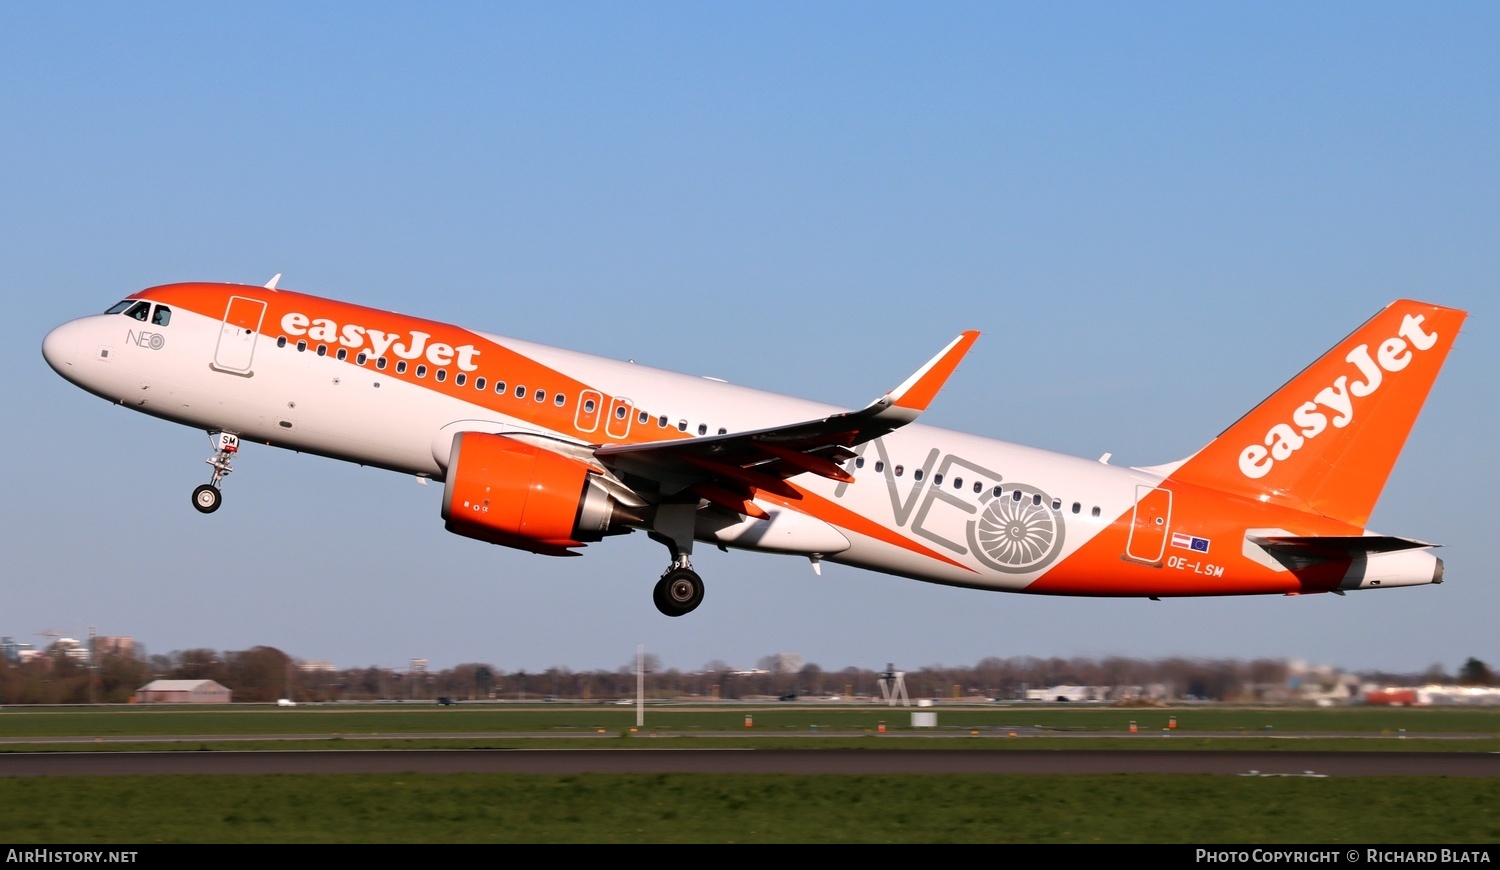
[441,432,636,556]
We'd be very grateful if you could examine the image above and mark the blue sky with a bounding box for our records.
[3,3,1495,676]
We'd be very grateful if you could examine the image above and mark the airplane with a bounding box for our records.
[42,280,1466,616]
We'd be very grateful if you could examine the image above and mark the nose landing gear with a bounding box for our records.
[192,432,239,514]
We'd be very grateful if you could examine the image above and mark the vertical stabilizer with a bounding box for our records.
[1167,300,1466,526]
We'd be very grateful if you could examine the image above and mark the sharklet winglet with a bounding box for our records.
[883,330,980,413]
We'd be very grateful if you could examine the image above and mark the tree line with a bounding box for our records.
[0,643,1491,705]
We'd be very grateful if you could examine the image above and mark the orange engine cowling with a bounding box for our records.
[441,432,626,556]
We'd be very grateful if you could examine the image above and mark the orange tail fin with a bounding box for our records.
[1167,300,1467,526]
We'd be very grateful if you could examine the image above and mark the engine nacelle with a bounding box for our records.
[441,432,625,556]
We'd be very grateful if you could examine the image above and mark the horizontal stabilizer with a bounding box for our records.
[1248,534,1437,559]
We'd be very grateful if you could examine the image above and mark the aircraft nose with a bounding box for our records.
[42,319,84,376]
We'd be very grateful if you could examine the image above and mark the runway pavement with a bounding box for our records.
[0,748,1495,777]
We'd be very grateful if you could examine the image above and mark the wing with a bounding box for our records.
[595,331,979,518]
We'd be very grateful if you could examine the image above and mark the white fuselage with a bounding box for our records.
[44,283,1454,603]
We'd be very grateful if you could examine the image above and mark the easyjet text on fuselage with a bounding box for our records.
[279,312,481,371]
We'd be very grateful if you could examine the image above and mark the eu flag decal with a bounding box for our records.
[1171,532,1211,553]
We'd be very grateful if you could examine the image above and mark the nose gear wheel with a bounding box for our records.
[192,484,222,513]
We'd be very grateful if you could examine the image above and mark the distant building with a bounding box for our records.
[1364,684,1500,706]
[136,679,232,704]
[298,660,336,672]
[51,638,91,664]
[1026,684,1110,702]
[0,637,35,663]
[772,653,804,675]
[93,636,134,657]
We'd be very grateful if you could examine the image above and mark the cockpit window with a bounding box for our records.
[105,300,133,315]
[151,305,172,326]
[124,301,151,321]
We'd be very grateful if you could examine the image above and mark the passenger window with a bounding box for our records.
[718,428,726,435]
[557,394,567,407]
[638,410,648,422]
[677,420,688,431]
[396,361,407,373]
[1091,506,1101,517]
[474,377,485,390]
[415,364,426,378]
[875,461,884,473]
[1013,490,1023,502]
[1072,502,1081,514]
[993,486,1003,497]
[697,424,707,435]
[617,406,629,419]
[584,398,597,413]
[297,340,308,352]
[855,457,864,469]
[356,352,367,365]
[895,465,904,477]
[1032,494,1042,506]
[125,301,150,321]
[336,348,348,361]
[933,473,943,485]
[973,482,982,494]
[376,357,387,370]
[495,381,506,394]
[1051,498,1061,509]
[151,305,172,326]
[535,390,546,403]
[658,416,668,427]
[454,373,464,386]
[515,385,526,398]
[953,477,963,489]
[277,336,287,348]
[437,369,447,383]
[913,469,924,481]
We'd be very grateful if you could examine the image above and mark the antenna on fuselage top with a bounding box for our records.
[264,274,281,290]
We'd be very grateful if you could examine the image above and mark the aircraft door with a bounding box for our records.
[213,296,266,374]
[575,390,603,433]
[1125,486,1172,564]
[604,397,634,440]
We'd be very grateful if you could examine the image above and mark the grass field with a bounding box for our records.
[0,773,1495,843]
[1,702,1496,741]
[0,704,1494,843]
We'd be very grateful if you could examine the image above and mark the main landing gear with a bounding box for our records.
[649,501,704,617]
[653,559,704,618]
[192,432,239,514]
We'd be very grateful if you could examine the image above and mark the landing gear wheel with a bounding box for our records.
[192,484,222,514]
[653,568,704,617]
